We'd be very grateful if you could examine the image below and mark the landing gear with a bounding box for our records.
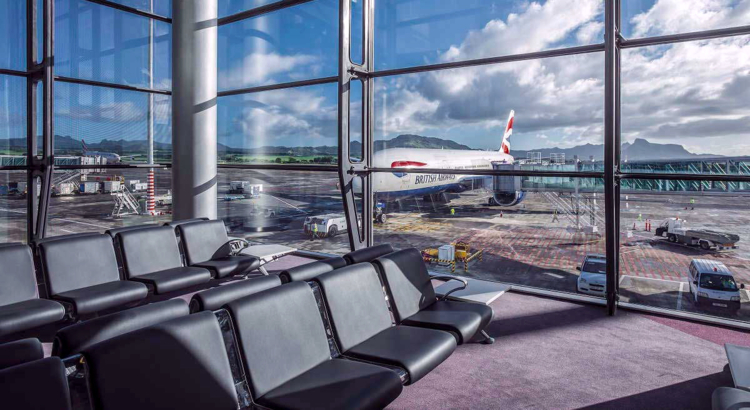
[376,213,387,224]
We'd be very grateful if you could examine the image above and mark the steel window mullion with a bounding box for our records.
[620,24,750,49]
[55,76,172,95]
[604,0,618,316]
[217,76,338,97]
[0,68,30,77]
[81,0,171,23]
[217,0,314,26]
[619,173,750,183]
[369,168,605,179]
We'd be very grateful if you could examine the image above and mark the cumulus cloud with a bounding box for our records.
[219,52,319,90]
[630,0,750,38]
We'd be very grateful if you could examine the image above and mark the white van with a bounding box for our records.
[688,259,744,314]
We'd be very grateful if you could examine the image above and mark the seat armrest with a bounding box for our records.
[431,275,468,301]
[217,239,250,257]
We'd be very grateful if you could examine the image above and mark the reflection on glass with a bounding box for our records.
[0,171,28,243]
[0,1,26,70]
[621,36,750,163]
[350,0,363,64]
[374,53,604,168]
[621,0,749,39]
[219,0,280,18]
[54,82,172,163]
[0,76,27,157]
[217,169,348,254]
[374,174,605,297]
[350,79,363,162]
[618,188,749,322]
[153,21,172,90]
[217,83,338,165]
[375,0,604,70]
[217,0,338,91]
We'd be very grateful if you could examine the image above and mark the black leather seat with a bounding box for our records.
[225,282,403,410]
[373,248,493,345]
[0,338,43,370]
[189,275,281,312]
[315,264,456,384]
[343,243,394,265]
[117,226,211,294]
[712,387,750,410]
[38,234,148,315]
[163,217,209,229]
[278,256,347,283]
[178,220,260,278]
[52,299,189,357]
[0,244,65,337]
[82,312,238,410]
[0,356,72,410]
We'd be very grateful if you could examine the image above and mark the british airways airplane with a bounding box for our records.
[81,140,122,163]
[371,110,525,207]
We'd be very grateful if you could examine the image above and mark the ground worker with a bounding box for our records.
[450,208,455,216]
[311,223,318,241]
[552,209,559,222]
[638,213,643,222]
[690,198,695,210]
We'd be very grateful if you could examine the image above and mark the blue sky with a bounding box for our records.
[1,0,750,156]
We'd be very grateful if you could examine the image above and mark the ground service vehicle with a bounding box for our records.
[655,218,739,251]
[303,214,348,238]
[688,259,744,314]
[577,254,607,296]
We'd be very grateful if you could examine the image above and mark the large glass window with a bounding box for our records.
[0,171,28,243]
[0,76,27,156]
[621,0,750,39]
[0,1,26,71]
[219,0,280,18]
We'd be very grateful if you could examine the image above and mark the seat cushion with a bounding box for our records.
[54,281,148,315]
[190,275,282,312]
[343,244,394,265]
[712,387,750,410]
[0,338,43,370]
[195,255,259,278]
[0,357,72,410]
[402,300,493,344]
[345,325,456,384]
[130,266,211,294]
[258,358,403,410]
[0,298,65,337]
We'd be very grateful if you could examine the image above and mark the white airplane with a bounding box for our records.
[81,140,122,163]
[370,110,525,207]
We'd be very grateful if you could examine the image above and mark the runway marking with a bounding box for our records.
[620,274,685,284]
[676,282,685,311]
[50,217,110,230]
[261,193,308,214]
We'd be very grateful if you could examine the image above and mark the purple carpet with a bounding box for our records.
[388,291,747,410]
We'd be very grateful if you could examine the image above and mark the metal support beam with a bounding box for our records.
[604,0,618,316]
[172,0,218,220]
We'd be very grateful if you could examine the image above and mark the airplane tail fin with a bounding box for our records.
[500,110,514,154]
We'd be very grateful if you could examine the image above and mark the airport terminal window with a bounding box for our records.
[217,83,338,165]
[0,75,27,156]
[621,0,750,39]
[373,53,605,168]
[374,0,604,70]
[0,171,28,244]
[618,186,750,323]
[0,1,26,71]
[217,169,349,254]
[54,82,172,163]
[218,0,280,18]
[217,0,338,91]
[107,0,172,17]
[153,21,172,90]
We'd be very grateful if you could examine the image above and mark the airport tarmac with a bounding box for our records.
[0,168,748,322]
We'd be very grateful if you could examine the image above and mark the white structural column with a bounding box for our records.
[172,0,218,220]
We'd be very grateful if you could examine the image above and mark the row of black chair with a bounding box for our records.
[0,218,261,339]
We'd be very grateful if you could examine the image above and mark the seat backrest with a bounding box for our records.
[117,226,183,278]
[178,220,230,265]
[105,224,159,238]
[315,264,393,352]
[164,217,209,230]
[0,357,72,410]
[372,248,437,322]
[0,338,43,370]
[278,256,347,283]
[190,275,282,313]
[0,244,38,307]
[83,312,238,410]
[225,282,331,399]
[38,234,121,296]
[53,299,189,357]
[343,243,394,265]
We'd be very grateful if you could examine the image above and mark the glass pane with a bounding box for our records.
[217,169,349,254]
[219,0,280,18]
[0,75,27,157]
[0,0,26,70]
[153,20,172,90]
[0,171,28,244]
[56,0,151,88]
[621,36,750,168]
[375,53,604,169]
[217,83,338,165]
[153,0,171,18]
[622,0,750,39]
[350,0,364,64]
[375,0,604,70]
[108,0,171,17]
[46,168,173,236]
[619,184,750,322]
[55,81,172,163]
[349,79,363,162]
[373,173,606,298]
[217,0,338,91]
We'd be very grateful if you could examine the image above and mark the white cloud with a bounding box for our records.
[219,52,319,90]
[630,0,750,38]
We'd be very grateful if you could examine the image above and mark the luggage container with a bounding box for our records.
[79,181,100,194]
[102,181,121,193]
[438,245,455,264]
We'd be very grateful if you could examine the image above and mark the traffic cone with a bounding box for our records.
[500,211,503,218]
[646,219,651,231]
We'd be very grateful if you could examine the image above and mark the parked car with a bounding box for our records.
[688,259,744,314]
[577,254,607,296]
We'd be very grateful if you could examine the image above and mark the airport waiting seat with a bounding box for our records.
[315,264,457,384]
[116,226,212,294]
[373,248,494,345]
[0,338,43,370]
[52,299,189,357]
[38,234,148,316]
[178,220,260,278]
[163,217,209,230]
[82,312,238,410]
[712,387,750,410]
[0,244,65,337]
[225,281,403,410]
[278,256,347,283]
[343,243,394,265]
[0,356,72,410]
[189,274,281,312]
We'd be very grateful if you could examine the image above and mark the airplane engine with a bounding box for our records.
[491,162,525,207]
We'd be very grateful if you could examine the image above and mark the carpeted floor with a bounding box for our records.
[389,291,748,410]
